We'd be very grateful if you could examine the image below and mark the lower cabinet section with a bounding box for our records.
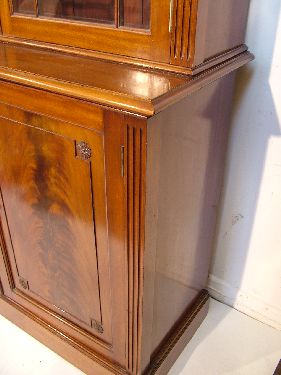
[0,73,234,374]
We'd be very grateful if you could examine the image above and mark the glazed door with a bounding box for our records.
[0,0,170,63]
[0,103,113,353]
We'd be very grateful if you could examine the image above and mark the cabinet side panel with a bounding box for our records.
[140,115,161,372]
[143,73,236,361]
[194,0,250,66]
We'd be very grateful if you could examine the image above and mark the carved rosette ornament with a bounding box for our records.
[76,141,92,160]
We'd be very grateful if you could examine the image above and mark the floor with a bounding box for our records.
[0,299,280,375]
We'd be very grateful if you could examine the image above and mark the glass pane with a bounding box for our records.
[38,0,115,24]
[12,0,36,14]
[120,0,150,29]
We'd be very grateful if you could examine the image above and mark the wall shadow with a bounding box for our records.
[209,0,281,312]
[169,0,281,373]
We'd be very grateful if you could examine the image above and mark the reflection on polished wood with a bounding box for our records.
[0,41,183,100]
[143,75,236,369]
[0,41,253,116]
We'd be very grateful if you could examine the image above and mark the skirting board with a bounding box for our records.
[208,274,281,331]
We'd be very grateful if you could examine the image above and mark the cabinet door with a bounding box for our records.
[0,103,114,357]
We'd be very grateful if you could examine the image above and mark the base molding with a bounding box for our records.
[145,290,210,375]
[0,295,127,375]
[0,290,210,375]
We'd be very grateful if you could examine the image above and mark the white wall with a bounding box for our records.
[208,0,281,330]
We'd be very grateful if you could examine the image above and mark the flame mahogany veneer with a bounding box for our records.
[0,1,253,374]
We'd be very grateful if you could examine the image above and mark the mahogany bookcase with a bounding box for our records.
[0,1,253,374]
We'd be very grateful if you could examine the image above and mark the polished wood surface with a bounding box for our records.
[0,41,254,116]
[0,35,249,76]
[0,0,250,73]
[0,41,184,101]
[194,0,251,66]
[145,291,209,375]
[0,116,102,328]
[142,74,236,371]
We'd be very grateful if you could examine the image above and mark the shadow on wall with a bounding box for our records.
[169,0,281,375]
[208,0,281,326]
[169,0,281,374]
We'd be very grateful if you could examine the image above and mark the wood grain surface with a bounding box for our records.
[0,118,102,326]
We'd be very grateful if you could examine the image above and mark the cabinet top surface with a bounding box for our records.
[0,42,253,116]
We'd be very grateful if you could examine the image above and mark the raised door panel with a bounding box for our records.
[0,120,103,325]
[0,105,114,354]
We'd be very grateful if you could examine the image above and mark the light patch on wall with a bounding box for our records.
[269,6,281,125]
